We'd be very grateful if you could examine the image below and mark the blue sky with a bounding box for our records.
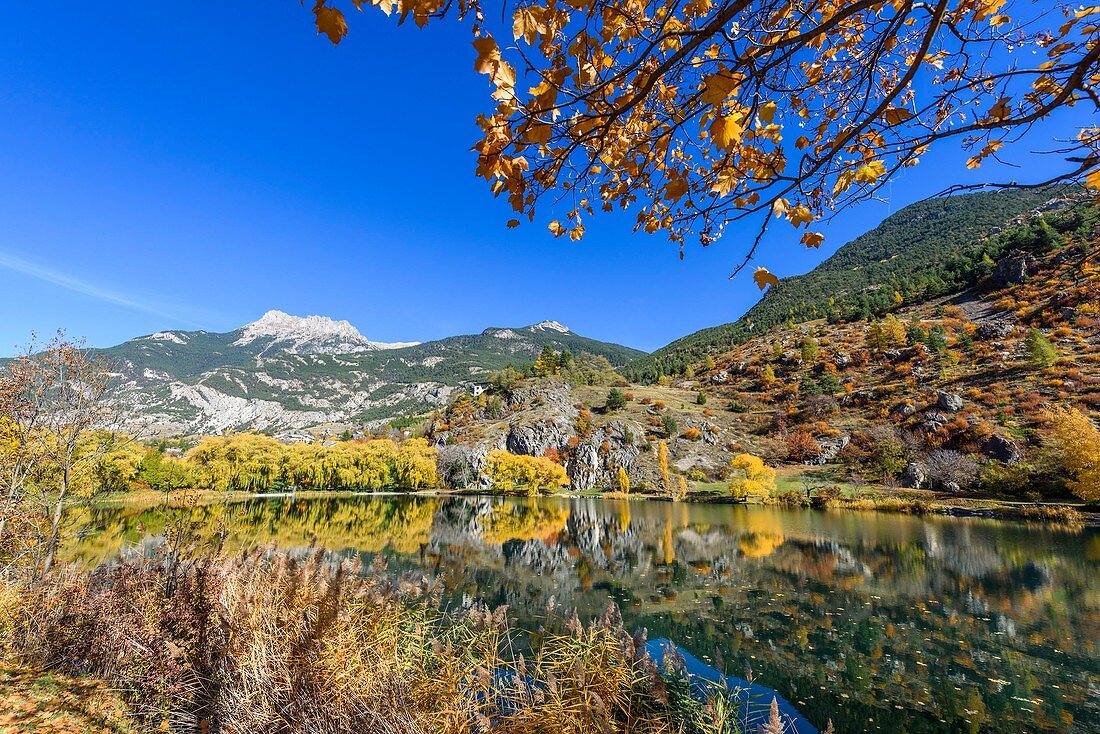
[0,2,1085,355]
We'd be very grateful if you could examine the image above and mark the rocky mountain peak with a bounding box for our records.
[233,310,419,354]
[528,320,571,334]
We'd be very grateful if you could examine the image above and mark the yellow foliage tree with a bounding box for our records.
[485,450,569,493]
[729,453,777,498]
[657,441,671,495]
[1050,408,1100,502]
[616,466,630,495]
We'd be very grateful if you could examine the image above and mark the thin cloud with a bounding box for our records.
[0,249,203,328]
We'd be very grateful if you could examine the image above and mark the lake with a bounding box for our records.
[64,495,1100,733]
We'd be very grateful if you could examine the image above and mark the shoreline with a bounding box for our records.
[94,486,1096,526]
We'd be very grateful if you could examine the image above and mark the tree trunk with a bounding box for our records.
[42,466,69,575]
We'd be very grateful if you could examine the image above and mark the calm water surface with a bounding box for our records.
[65,496,1100,733]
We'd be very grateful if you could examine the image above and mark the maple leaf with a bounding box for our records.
[883,107,914,125]
[801,232,825,248]
[854,160,887,185]
[1085,167,1100,197]
[709,115,744,150]
[664,178,689,200]
[314,4,348,45]
[986,97,1012,122]
[758,101,777,124]
[525,123,552,144]
[473,36,501,74]
[548,220,567,237]
[753,267,780,291]
[787,204,813,228]
[700,72,739,105]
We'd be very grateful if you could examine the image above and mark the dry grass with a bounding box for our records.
[0,547,757,734]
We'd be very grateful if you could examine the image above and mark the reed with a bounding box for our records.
[0,546,782,733]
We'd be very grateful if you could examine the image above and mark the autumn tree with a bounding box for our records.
[1049,407,1100,502]
[0,335,126,574]
[617,465,630,494]
[729,453,777,498]
[534,345,560,376]
[657,440,671,494]
[485,449,569,492]
[310,0,1100,281]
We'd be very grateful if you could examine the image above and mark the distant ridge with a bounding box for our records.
[97,314,644,436]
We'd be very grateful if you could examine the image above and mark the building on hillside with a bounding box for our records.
[274,429,315,445]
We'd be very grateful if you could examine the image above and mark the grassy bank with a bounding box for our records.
[0,548,797,734]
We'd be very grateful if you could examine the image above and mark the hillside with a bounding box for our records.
[623,187,1078,382]
[431,199,1099,498]
[98,313,645,436]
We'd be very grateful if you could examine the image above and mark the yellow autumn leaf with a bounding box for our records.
[513,6,549,45]
[664,178,689,200]
[854,160,887,185]
[753,267,780,291]
[986,97,1012,122]
[883,107,915,125]
[700,72,739,105]
[1085,166,1100,193]
[758,101,777,124]
[525,123,552,144]
[709,115,744,150]
[314,5,348,45]
[473,36,500,74]
[788,205,813,228]
[548,220,567,237]
[801,232,825,248]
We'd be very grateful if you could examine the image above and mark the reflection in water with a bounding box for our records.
[67,496,1100,733]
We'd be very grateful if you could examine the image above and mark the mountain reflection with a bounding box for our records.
[67,495,1100,733]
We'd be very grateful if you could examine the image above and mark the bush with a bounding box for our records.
[925,449,980,490]
[810,485,844,509]
[682,427,702,441]
[978,461,1033,496]
[785,430,821,462]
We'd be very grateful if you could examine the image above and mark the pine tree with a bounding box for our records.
[605,387,627,412]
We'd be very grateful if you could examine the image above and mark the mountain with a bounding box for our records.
[623,187,1079,382]
[426,197,1098,496]
[232,310,420,354]
[100,313,645,436]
